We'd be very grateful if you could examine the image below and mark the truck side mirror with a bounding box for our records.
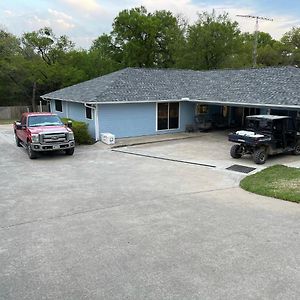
[67,120,73,128]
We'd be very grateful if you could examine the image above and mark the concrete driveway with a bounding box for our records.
[0,125,300,300]
[114,130,300,172]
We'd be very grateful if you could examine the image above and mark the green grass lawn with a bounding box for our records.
[240,165,300,203]
[0,119,15,125]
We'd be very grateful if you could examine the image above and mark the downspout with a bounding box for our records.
[84,103,99,141]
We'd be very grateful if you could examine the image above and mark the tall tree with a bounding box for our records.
[22,27,74,65]
[109,6,184,67]
[21,27,86,98]
[234,32,283,67]
[281,27,300,66]
[90,33,123,75]
[0,30,31,105]
[184,11,241,70]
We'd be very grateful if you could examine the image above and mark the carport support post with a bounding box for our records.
[228,107,232,127]
[242,107,245,126]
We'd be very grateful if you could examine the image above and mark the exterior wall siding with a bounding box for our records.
[48,97,300,141]
[99,102,195,138]
[50,100,96,139]
[180,101,196,131]
[48,99,299,140]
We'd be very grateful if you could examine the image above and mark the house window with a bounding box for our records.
[196,104,208,115]
[85,106,93,119]
[55,100,62,112]
[157,102,179,130]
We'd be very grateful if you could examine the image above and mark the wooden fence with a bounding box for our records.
[0,105,49,120]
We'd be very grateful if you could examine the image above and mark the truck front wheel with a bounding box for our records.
[253,149,267,164]
[65,148,74,156]
[230,144,242,159]
[27,143,37,159]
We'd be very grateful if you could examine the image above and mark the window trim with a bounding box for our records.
[55,100,63,112]
[195,104,208,115]
[85,106,93,120]
[156,102,180,131]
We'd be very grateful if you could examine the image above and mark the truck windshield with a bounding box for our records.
[28,115,63,127]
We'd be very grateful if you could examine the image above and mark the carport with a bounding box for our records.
[191,102,299,131]
[191,103,262,129]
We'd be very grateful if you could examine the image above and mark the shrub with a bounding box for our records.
[61,118,94,145]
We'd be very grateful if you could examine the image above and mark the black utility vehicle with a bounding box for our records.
[228,115,300,164]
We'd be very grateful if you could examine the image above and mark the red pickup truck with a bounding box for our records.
[14,112,75,159]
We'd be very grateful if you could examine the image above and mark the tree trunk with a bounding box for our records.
[32,82,36,112]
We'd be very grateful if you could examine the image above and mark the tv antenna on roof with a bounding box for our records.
[236,15,273,67]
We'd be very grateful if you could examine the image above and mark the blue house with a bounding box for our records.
[41,67,300,140]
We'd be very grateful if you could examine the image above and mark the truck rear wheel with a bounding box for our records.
[27,144,37,159]
[253,149,267,164]
[230,144,242,159]
[65,148,74,156]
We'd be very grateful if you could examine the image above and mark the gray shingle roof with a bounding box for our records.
[41,66,300,108]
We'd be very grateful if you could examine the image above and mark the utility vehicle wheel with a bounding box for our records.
[253,149,267,164]
[293,142,300,155]
[15,134,21,147]
[27,143,37,159]
[230,144,242,159]
[65,148,74,156]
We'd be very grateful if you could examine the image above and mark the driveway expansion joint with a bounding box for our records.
[112,148,216,168]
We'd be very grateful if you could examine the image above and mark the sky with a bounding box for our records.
[1,0,300,49]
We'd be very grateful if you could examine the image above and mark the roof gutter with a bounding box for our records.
[41,96,300,110]
[191,99,300,110]
[41,96,186,105]
[84,103,96,109]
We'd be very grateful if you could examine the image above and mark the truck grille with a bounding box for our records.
[41,133,68,144]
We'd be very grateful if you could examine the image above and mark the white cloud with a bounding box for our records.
[47,8,75,30]
[2,0,299,49]
[133,0,251,22]
[4,10,15,16]
[61,0,105,15]
[263,14,300,39]
[25,11,75,33]
[129,0,298,40]
[73,36,96,49]
[26,15,51,29]
[48,8,73,20]
[55,18,75,30]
